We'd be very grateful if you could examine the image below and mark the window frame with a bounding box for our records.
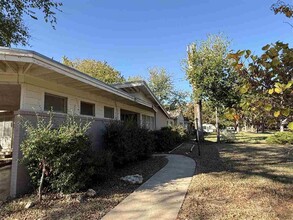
[80,101,95,117]
[104,106,115,119]
[44,93,68,113]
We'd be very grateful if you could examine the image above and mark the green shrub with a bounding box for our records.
[21,114,112,195]
[88,150,113,182]
[152,126,188,152]
[103,121,154,166]
[266,131,293,144]
[221,130,236,143]
[172,125,188,142]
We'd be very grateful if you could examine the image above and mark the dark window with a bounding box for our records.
[104,106,114,119]
[44,93,67,113]
[80,101,95,116]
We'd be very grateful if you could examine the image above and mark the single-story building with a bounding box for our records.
[168,109,184,126]
[0,47,170,199]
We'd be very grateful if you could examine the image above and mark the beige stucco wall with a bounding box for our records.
[155,108,168,129]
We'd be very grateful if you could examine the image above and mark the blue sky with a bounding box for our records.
[18,0,293,92]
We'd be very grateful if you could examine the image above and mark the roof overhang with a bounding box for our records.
[0,47,153,110]
[113,81,170,118]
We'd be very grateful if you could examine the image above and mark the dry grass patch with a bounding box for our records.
[0,156,168,220]
[176,141,293,220]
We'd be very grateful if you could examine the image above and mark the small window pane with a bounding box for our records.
[81,101,95,116]
[104,106,114,119]
[142,114,154,130]
[44,93,67,113]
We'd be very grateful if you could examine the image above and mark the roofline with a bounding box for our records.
[114,80,170,118]
[0,47,152,108]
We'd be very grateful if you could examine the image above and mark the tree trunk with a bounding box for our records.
[193,102,197,133]
[262,117,265,133]
[280,118,287,132]
[197,100,204,141]
[39,161,46,201]
[235,120,240,133]
[215,107,220,143]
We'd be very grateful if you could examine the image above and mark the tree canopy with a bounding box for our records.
[186,34,240,109]
[0,0,62,47]
[146,67,189,110]
[271,1,293,18]
[228,42,293,130]
[147,67,174,105]
[127,75,144,82]
[62,57,125,84]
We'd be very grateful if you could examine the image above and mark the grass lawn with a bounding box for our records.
[175,138,293,219]
[0,156,168,220]
[205,131,274,144]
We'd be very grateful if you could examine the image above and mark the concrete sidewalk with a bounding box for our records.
[102,154,195,220]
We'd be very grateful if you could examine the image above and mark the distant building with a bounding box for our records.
[168,109,184,126]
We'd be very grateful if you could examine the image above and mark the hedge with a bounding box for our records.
[103,121,154,166]
[152,126,188,152]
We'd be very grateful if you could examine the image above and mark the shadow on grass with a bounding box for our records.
[189,140,293,185]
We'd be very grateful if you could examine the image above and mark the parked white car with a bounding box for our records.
[226,127,237,133]
[203,124,216,133]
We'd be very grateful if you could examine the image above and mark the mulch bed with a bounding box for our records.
[0,156,168,220]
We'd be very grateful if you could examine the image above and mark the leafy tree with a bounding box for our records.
[185,34,241,141]
[127,75,144,82]
[148,67,174,105]
[167,90,189,111]
[146,67,189,111]
[229,42,293,131]
[62,56,125,84]
[0,0,62,46]
[271,1,293,18]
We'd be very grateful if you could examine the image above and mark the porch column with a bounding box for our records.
[139,113,142,127]
[10,113,21,198]
[116,107,121,120]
